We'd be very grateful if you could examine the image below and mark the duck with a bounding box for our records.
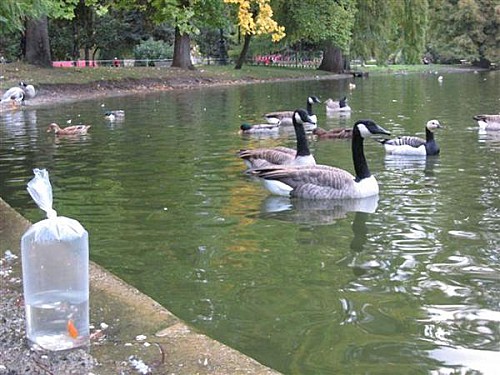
[239,122,280,135]
[239,109,316,170]
[264,96,321,127]
[473,114,500,131]
[250,119,390,200]
[47,123,91,135]
[0,81,36,106]
[104,110,125,121]
[313,126,352,139]
[325,97,351,112]
[379,119,442,156]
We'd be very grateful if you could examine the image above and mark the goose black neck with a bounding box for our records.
[425,127,440,155]
[306,101,314,115]
[295,123,310,156]
[425,127,435,142]
[352,126,371,181]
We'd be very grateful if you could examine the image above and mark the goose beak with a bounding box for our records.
[375,124,391,136]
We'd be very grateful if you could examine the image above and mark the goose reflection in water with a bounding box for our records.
[384,154,439,177]
[478,130,500,152]
[260,194,378,225]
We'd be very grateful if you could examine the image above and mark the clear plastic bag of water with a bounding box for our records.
[21,169,89,351]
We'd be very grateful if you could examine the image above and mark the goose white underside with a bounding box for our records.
[384,144,427,156]
[327,106,351,112]
[267,115,318,130]
[261,179,293,196]
[477,120,500,131]
[261,174,380,199]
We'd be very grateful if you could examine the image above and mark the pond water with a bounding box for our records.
[1,70,499,374]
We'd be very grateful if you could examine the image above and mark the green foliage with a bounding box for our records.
[275,0,356,50]
[148,0,226,34]
[48,19,74,60]
[134,37,174,60]
[427,0,499,65]
[400,0,428,64]
[0,0,48,33]
[350,0,401,64]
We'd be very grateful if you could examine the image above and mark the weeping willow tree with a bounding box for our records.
[400,0,428,64]
[351,0,428,65]
[350,0,399,65]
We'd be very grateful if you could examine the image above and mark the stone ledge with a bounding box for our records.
[0,197,279,374]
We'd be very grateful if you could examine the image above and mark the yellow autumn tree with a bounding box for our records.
[225,0,285,69]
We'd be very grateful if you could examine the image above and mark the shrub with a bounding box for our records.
[134,38,173,65]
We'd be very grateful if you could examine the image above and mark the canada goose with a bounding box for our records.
[313,126,352,139]
[47,123,91,135]
[239,109,316,170]
[251,119,390,199]
[0,81,36,106]
[104,110,125,121]
[239,122,280,135]
[265,96,321,126]
[325,97,351,112]
[379,120,442,156]
[473,114,500,131]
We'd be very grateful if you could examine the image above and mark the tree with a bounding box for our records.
[224,0,285,69]
[1,0,50,64]
[25,16,52,66]
[148,0,228,70]
[276,0,356,73]
[427,0,499,66]
[400,0,428,64]
[350,0,400,65]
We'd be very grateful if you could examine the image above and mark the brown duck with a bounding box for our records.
[313,126,352,139]
[47,123,91,135]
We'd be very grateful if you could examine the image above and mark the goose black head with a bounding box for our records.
[426,119,442,132]
[308,96,321,104]
[339,96,348,108]
[293,109,313,126]
[354,119,391,138]
[240,123,253,131]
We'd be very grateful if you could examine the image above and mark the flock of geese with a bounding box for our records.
[1,81,498,201]
[238,95,499,201]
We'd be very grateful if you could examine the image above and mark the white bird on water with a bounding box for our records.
[0,81,36,106]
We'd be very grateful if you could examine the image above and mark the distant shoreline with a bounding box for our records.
[1,63,487,109]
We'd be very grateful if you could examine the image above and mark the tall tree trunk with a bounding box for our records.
[317,43,344,73]
[235,34,252,70]
[172,27,194,70]
[25,16,51,67]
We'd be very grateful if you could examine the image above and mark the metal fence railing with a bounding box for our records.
[52,59,173,68]
[51,56,322,69]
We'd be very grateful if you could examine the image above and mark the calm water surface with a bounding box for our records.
[1,70,499,374]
